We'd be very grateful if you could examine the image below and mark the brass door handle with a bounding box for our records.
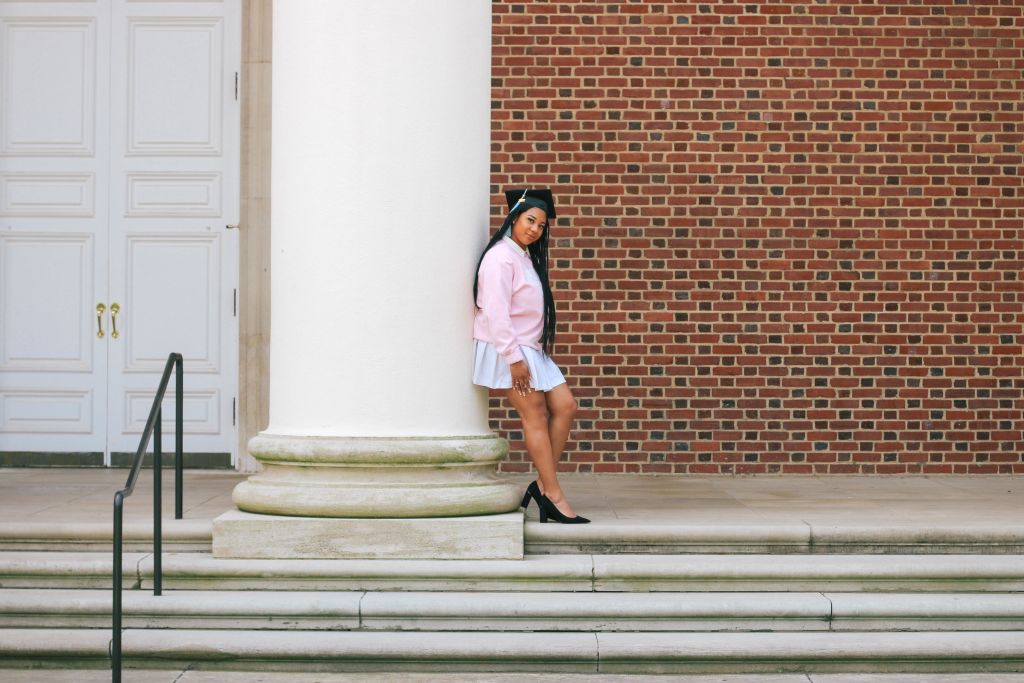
[110,303,120,339]
[96,303,105,338]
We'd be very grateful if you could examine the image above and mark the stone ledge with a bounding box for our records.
[5,551,1024,592]
[592,554,1024,592]
[6,518,1023,555]
[1,629,1023,674]
[0,551,147,589]
[4,589,1024,632]
[810,524,1024,553]
[140,552,593,591]
[212,509,524,560]
[596,632,1024,674]
[525,522,810,554]
[524,521,1024,555]
[0,519,211,552]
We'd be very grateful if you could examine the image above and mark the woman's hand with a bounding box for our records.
[510,361,532,396]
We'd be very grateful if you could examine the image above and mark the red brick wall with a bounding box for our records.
[488,0,1024,474]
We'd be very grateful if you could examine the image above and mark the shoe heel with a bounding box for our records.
[536,492,590,525]
[520,491,531,509]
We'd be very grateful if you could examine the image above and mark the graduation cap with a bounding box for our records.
[504,188,557,220]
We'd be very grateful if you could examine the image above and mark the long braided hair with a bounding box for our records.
[473,203,556,354]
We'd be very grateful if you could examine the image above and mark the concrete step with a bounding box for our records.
[0,520,210,553]
[526,522,1024,555]
[3,551,1024,592]
[2,589,1023,632]
[0,628,1022,673]
[6,674,1024,683]
[0,552,147,589]
[4,519,1023,554]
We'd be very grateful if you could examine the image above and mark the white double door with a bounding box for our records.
[0,0,240,464]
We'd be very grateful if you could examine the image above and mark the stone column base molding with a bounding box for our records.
[232,434,522,518]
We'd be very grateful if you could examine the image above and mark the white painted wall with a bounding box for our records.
[268,0,492,437]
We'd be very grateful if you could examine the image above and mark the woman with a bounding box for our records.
[472,188,589,524]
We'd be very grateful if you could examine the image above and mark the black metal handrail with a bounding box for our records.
[112,352,183,682]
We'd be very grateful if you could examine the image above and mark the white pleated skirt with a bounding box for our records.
[472,340,566,392]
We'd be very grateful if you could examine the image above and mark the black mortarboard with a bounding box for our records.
[504,188,557,220]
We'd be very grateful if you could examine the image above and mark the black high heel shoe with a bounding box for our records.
[520,480,541,509]
[536,492,590,525]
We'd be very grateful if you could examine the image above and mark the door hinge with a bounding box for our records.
[233,288,237,317]
[234,72,239,100]
[232,397,236,426]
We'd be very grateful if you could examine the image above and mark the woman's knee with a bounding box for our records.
[551,392,578,420]
[522,399,550,426]
[511,391,549,426]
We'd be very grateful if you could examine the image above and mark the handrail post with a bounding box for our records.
[175,355,183,520]
[112,491,123,683]
[153,407,162,597]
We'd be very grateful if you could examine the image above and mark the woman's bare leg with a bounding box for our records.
[506,388,577,517]
[545,383,578,470]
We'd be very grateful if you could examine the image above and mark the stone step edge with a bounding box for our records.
[0,520,210,542]
[527,522,1024,548]
[3,519,1023,550]
[0,629,1022,673]
[2,589,1024,625]
[2,552,1024,593]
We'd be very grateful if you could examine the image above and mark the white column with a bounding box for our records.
[231,0,519,519]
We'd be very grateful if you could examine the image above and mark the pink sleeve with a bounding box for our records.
[477,254,524,365]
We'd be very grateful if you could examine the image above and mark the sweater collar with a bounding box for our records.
[502,235,529,257]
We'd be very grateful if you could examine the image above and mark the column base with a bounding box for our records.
[234,434,522,518]
[212,509,525,560]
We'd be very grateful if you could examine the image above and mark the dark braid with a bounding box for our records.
[527,220,556,354]
[473,206,557,354]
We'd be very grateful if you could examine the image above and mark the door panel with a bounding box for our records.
[106,0,239,458]
[124,387,220,435]
[0,233,95,371]
[0,2,109,459]
[0,388,94,434]
[0,233,103,443]
[1,16,96,156]
[122,233,221,374]
[1,172,96,217]
[126,17,224,157]
[125,172,222,218]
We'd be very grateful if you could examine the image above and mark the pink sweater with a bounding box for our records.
[474,237,544,365]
